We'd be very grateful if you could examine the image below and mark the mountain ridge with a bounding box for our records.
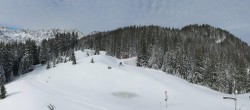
[0,27,83,44]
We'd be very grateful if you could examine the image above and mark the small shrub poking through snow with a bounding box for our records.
[108,66,112,69]
[91,58,94,63]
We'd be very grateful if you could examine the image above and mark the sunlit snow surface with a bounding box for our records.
[0,50,249,110]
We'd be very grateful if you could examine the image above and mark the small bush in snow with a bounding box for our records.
[91,58,94,63]
[119,62,123,66]
[108,66,112,69]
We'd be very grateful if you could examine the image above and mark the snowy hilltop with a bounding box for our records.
[80,25,250,94]
[0,26,83,44]
[0,50,249,110]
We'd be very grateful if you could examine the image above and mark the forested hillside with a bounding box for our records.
[78,24,250,94]
[1,24,249,94]
[0,32,78,83]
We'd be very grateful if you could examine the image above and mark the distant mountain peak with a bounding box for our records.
[0,28,83,45]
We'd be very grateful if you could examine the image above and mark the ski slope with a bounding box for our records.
[0,50,249,110]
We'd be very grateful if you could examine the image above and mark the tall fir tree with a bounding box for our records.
[1,45,14,82]
[39,40,48,65]
[18,40,35,75]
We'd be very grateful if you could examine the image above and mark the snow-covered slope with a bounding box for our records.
[0,27,83,44]
[0,50,249,110]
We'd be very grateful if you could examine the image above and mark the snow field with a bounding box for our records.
[0,49,249,110]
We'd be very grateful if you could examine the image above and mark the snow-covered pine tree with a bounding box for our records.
[39,40,48,65]
[18,55,33,75]
[193,47,205,84]
[1,46,14,82]
[18,40,35,75]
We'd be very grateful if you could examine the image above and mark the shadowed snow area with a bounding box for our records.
[0,49,250,110]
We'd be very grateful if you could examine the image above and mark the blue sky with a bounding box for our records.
[0,0,249,44]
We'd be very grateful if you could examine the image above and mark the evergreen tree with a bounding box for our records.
[39,40,48,65]
[71,52,77,65]
[1,45,14,82]
[17,39,35,75]
[0,65,6,84]
[18,54,34,75]
[193,47,205,84]
[205,54,219,90]
[0,84,6,99]
[53,58,56,68]
[137,39,148,67]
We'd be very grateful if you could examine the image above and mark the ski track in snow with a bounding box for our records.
[23,68,111,110]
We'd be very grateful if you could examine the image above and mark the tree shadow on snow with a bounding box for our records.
[6,91,21,97]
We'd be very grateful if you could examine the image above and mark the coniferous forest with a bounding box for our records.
[1,24,250,94]
[0,32,78,83]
